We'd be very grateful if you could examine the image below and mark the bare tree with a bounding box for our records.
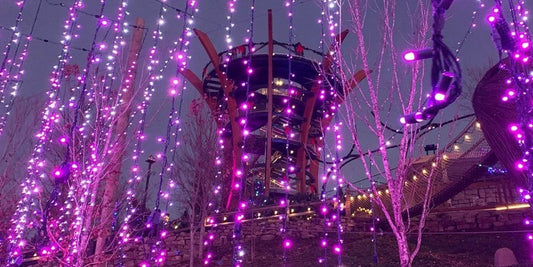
[173,98,218,266]
[34,63,140,266]
[3,33,145,265]
[0,95,44,259]
[339,1,451,266]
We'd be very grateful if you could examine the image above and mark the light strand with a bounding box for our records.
[280,0,296,264]
[6,1,85,264]
[118,2,167,263]
[0,0,31,135]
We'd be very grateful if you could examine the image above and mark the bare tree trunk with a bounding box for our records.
[93,18,144,260]
[344,0,433,265]
[198,208,206,261]
[396,231,411,267]
[189,209,195,267]
[77,178,101,266]
[173,99,218,266]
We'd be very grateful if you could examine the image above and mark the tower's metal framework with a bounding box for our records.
[181,28,367,206]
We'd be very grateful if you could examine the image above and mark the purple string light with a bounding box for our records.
[486,0,533,238]
[6,0,86,264]
[118,0,167,256]
[0,0,30,135]
[279,0,296,264]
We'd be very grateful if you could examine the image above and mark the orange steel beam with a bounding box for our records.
[179,68,203,92]
[295,29,350,193]
[309,138,322,194]
[306,70,370,194]
[323,29,348,72]
[178,68,218,112]
[322,70,371,128]
[193,29,243,209]
[310,70,371,192]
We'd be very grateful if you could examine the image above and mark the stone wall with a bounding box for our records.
[122,206,531,266]
[420,208,529,232]
[416,176,528,232]
[122,177,528,266]
[446,178,519,208]
[122,216,370,266]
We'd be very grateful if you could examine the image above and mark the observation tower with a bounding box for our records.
[180,27,367,206]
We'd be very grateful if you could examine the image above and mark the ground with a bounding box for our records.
[213,231,533,266]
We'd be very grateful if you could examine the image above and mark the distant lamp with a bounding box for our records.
[424,144,438,155]
[142,155,157,209]
[402,48,433,62]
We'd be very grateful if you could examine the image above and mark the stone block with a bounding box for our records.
[493,221,505,227]
[445,225,456,231]
[261,234,276,241]
[478,222,492,229]
[456,223,471,231]
[476,211,491,219]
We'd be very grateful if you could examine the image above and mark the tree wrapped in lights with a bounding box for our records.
[3,1,150,265]
[475,0,533,241]
[340,0,456,266]
[0,95,44,258]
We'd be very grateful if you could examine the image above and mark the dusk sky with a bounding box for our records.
[3,2,533,267]
[0,0,513,197]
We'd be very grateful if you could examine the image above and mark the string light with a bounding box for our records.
[483,0,533,241]
[225,0,238,50]
[455,1,486,60]
[0,0,30,135]
[117,0,200,265]
[228,0,254,264]
[326,0,346,264]
[59,1,111,262]
[280,1,295,264]
[7,0,86,264]
[135,2,171,265]
[163,0,199,218]
[203,1,238,262]
[401,0,462,124]
[5,0,522,266]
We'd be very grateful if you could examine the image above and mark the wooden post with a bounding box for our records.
[94,18,144,259]
[265,9,274,197]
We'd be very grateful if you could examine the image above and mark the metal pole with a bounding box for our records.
[265,9,274,197]
[143,155,156,209]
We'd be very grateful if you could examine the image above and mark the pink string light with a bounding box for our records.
[7,0,86,264]
[228,0,254,263]
[489,0,533,237]
[163,0,200,213]
[117,0,199,265]
[202,0,244,261]
[118,0,169,258]
[279,0,295,264]
[317,0,345,264]
[0,0,30,135]
[0,0,27,96]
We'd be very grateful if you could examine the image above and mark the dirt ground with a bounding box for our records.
[229,231,533,266]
